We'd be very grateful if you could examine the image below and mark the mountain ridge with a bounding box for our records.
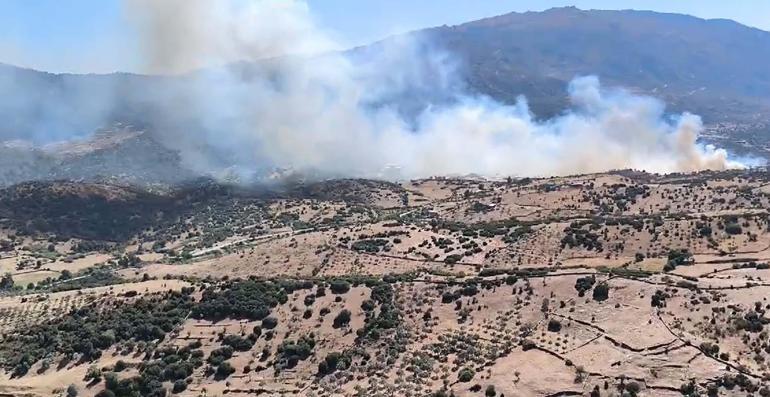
[1,6,769,183]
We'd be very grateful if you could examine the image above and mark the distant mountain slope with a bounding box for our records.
[425,6,770,120]
[0,126,194,186]
[1,6,769,176]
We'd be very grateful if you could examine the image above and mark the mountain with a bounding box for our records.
[1,6,770,180]
[0,125,195,186]
[423,6,770,122]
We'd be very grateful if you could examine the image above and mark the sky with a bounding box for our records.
[1,0,768,74]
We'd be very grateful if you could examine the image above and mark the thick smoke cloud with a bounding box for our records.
[123,0,740,180]
[0,0,742,183]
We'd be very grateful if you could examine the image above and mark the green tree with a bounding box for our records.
[458,367,475,382]
[172,379,187,393]
[216,361,236,379]
[0,273,13,290]
[592,282,609,301]
[333,309,352,328]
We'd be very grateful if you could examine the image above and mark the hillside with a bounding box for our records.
[1,8,769,147]
[0,126,194,186]
[427,7,770,122]
[1,169,770,395]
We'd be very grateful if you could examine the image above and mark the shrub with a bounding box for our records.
[113,360,127,372]
[699,342,720,357]
[84,365,102,382]
[725,223,743,235]
[333,309,352,328]
[222,334,254,351]
[172,379,187,393]
[651,290,669,308]
[547,319,562,332]
[192,280,288,321]
[277,335,316,370]
[458,367,475,382]
[574,275,596,297]
[207,346,234,366]
[216,361,236,379]
[361,299,376,311]
[329,280,351,294]
[317,351,350,375]
[262,316,278,329]
[664,249,693,272]
[626,381,641,395]
[592,282,609,301]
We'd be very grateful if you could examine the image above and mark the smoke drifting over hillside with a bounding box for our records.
[123,0,740,179]
[0,0,743,184]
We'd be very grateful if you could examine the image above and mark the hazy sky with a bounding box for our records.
[1,0,768,73]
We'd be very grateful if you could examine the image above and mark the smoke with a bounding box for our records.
[0,0,744,184]
[119,0,742,180]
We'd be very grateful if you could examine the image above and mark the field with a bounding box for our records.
[2,170,770,396]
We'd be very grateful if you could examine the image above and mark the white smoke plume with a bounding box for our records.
[123,0,741,180]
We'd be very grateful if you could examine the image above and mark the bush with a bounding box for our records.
[626,381,641,395]
[361,299,376,311]
[216,361,236,379]
[441,291,459,303]
[104,372,118,391]
[207,346,234,366]
[700,342,720,357]
[329,280,351,294]
[592,282,609,301]
[651,290,669,308]
[66,384,78,397]
[113,360,127,372]
[192,280,288,321]
[318,351,350,375]
[262,316,278,329]
[458,367,475,382]
[665,249,693,272]
[222,334,254,351]
[725,223,743,235]
[2,289,194,375]
[333,309,352,328]
[486,385,497,397]
[574,275,596,297]
[84,365,102,382]
[277,335,316,370]
[547,319,562,332]
[172,379,187,393]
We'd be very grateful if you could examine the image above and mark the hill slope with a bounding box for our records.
[425,6,770,121]
[1,7,769,173]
